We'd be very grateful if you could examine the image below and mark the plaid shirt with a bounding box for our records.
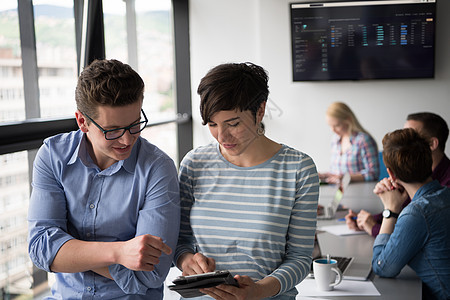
[329,131,379,181]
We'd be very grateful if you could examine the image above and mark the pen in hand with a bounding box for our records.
[338,216,357,221]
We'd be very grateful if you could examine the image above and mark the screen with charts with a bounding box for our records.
[290,0,436,81]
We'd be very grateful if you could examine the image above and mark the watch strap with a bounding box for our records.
[383,209,399,218]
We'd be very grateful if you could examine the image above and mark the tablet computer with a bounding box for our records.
[168,270,238,298]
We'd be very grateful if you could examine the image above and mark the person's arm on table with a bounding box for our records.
[350,173,365,182]
[370,216,382,237]
[323,173,342,184]
[355,210,377,235]
[345,209,380,236]
[345,209,359,230]
[371,188,426,277]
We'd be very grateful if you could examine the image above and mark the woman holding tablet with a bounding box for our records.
[174,62,319,299]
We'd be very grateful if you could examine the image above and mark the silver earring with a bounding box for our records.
[256,123,265,136]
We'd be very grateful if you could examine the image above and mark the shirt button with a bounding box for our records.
[87,287,92,291]
[86,233,91,237]
[378,260,382,265]
[89,204,95,209]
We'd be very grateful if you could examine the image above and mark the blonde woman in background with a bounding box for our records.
[319,102,379,184]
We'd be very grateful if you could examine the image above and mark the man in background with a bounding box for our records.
[345,112,449,236]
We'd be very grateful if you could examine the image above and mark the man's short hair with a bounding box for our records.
[75,59,144,118]
[382,128,432,183]
[406,112,449,152]
[197,62,269,125]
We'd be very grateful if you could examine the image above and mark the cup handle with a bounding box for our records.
[329,267,343,287]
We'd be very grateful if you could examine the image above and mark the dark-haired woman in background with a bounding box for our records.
[174,62,319,299]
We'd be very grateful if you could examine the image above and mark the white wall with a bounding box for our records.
[189,0,450,172]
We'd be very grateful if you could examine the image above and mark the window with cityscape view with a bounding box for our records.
[0,0,176,298]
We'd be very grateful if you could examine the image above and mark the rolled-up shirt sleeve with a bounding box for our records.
[372,206,427,278]
[109,159,180,294]
[28,144,74,272]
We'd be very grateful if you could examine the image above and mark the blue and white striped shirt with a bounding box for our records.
[175,143,319,299]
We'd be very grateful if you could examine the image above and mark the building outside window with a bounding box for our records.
[0,0,176,298]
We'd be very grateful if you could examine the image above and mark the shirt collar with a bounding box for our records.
[412,180,442,201]
[348,131,358,143]
[432,155,450,183]
[335,131,357,144]
[122,138,139,174]
[67,132,139,175]
[68,132,92,167]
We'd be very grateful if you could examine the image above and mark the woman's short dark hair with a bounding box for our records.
[75,59,144,118]
[382,128,432,183]
[197,62,269,125]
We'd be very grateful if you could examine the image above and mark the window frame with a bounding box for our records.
[1,0,192,163]
[0,0,192,295]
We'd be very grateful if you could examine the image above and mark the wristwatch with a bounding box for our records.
[382,209,399,219]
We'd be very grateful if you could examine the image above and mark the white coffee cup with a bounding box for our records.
[313,258,343,291]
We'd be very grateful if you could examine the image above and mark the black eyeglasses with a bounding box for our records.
[83,109,148,140]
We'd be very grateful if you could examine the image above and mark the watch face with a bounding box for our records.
[383,209,390,218]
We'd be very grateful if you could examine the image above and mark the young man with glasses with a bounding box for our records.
[28,59,180,299]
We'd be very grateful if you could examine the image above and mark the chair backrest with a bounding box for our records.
[378,151,389,181]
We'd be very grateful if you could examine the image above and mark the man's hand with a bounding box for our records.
[355,210,376,235]
[345,209,359,231]
[179,252,216,276]
[117,234,172,272]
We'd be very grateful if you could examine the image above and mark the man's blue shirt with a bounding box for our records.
[372,180,450,299]
[28,130,180,299]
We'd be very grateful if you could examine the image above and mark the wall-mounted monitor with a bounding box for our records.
[290,0,436,81]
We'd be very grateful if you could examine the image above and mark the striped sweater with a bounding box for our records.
[175,143,319,299]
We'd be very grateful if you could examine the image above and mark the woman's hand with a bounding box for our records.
[178,252,216,276]
[201,275,260,300]
[319,172,342,184]
[378,188,408,214]
[201,275,280,300]
[374,178,407,213]
[373,177,401,194]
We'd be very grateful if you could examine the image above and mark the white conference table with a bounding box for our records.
[318,181,384,214]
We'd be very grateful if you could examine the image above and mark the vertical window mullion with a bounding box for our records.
[125,0,138,70]
[172,0,193,165]
[18,0,40,119]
